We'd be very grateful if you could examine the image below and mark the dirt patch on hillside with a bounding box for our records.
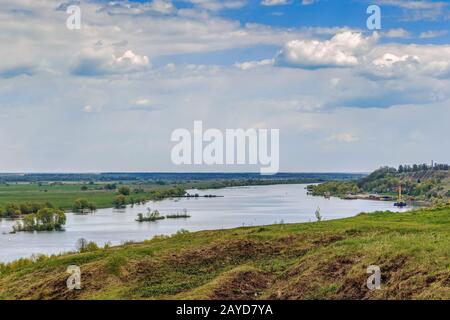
[167,239,279,267]
[208,268,274,300]
[269,254,362,300]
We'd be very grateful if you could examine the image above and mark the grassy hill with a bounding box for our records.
[1,205,449,300]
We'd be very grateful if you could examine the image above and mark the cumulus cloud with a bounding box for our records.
[363,46,450,79]
[274,30,450,80]
[275,31,378,69]
[71,48,150,76]
[0,0,449,172]
[365,53,420,79]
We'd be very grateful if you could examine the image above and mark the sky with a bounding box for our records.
[0,0,449,173]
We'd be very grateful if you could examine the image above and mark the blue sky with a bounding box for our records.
[0,0,449,172]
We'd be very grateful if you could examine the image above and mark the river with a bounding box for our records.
[0,184,412,262]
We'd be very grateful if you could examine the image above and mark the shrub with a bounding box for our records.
[72,198,97,213]
[118,186,131,196]
[113,195,127,209]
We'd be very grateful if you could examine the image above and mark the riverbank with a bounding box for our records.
[0,205,448,300]
[0,184,409,262]
[0,175,355,214]
[307,167,449,206]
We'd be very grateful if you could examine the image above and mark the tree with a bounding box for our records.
[76,238,88,252]
[118,186,131,196]
[2,203,21,218]
[315,206,322,222]
[104,183,117,190]
[113,195,127,208]
[81,185,88,191]
[72,198,97,213]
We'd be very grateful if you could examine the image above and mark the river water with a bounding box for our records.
[0,184,411,262]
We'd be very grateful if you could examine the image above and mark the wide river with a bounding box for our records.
[0,184,411,262]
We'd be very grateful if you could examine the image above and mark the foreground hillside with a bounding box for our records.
[0,206,449,300]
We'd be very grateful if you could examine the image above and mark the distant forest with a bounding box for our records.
[0,172,365,183]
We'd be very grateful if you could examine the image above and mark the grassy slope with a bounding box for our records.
[0,206,449,300]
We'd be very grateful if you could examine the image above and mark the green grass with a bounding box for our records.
[0,182,182,211]
[0,206,449,300]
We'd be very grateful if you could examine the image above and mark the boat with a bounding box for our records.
[394,185,407,207]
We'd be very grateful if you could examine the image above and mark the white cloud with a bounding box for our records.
[378,0,446,10]
[378,0,448,21]
[364,46,450,79]
[97,0,175,15]
[276,31,378,68]
[384,28,411,38]
[365,53,420,79]
[261,0,290,6]
[0,0,449,172]
[234,59,274,70]
[274,30,450,80]
[419,30,448,38]
[71,48,150,76]
[186,0,247,11]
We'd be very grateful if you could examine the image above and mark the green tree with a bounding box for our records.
[113,195,127,209]
[3,203,21,218]
[72,198,97,213]
[118,186,131,196]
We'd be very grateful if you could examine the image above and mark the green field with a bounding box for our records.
[1,205,449,300]
[0,178,321,212]
[0,182,181,211]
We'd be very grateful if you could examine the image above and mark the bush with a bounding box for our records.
[72,198,97,213]
[113,195,127,209]
[136,209,165,222]
[2,203,21,218]
[118,186,131,196]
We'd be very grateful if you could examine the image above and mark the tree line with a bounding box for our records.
[398,163,449,173]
